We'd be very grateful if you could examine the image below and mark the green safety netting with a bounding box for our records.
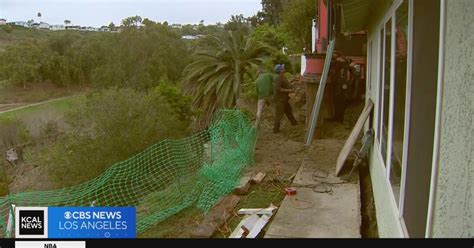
[0,109,257,236]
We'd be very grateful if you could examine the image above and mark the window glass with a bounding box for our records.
[381,19,392,164]
[390,0,409,205]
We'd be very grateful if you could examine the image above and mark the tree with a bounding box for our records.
[183,31,270,124]
[0,41,43,88]
[261,0,287,26]
[281,0,316,52]
[27,19,34,26]
[142,18,156,28]
[121,15,143,27]
[251,23,291,50]
[64,20,71,26]
[224,14,250,35]
[108,22,116,30]
[37,12,42,18]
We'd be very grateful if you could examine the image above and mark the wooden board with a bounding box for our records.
[228,214,260,238]
[335,99,374,176]
[247,215,271,238]
[190,195,240,238]
[237,205,277,215]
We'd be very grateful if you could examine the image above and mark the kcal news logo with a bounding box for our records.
[15,207,48,239]
[14,207,136,239]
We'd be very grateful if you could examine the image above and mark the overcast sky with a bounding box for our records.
[0,0,261,27]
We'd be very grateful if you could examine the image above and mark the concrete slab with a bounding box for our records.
[265,157,361,238]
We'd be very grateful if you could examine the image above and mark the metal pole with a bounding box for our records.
[305,40,335,146]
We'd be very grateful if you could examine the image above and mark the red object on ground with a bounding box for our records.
[285,188,297,196]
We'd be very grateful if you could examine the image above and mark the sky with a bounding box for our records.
[0,0,262,27]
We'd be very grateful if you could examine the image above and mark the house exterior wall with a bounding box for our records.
[431,0,474,238]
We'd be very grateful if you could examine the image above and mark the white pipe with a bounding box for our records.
[425,0,446,238]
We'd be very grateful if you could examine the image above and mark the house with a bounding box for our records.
[86,26,98,32]
[6,20,27,27]
[30,23,40,29]
[99,26,110,32]
[331,0,473,238]
[14,21,28,27]
[65,25,80,30]
[181,35,199,40]
[170,24,182,29]
[50,24,65,31]
[38,22,50,30]
[0,19,6,25]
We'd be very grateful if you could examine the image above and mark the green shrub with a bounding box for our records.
[42,87,195,187]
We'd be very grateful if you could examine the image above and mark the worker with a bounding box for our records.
[255,69,274,127]
[273,64,297,134]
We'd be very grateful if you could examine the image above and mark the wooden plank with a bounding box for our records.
[237,205,277,215]
[247,214,271,238]
[234,172,254,195]
[335,99,374,176]
[190,195,240,238]
[228,214,260,238]
[251,172,266,184]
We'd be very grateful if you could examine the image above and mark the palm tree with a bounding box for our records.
[184,31,270,125]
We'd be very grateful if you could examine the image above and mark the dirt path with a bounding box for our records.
[0,96,74,115]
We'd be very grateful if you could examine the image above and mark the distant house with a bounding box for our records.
[38,22,50,30]
[65,25,80,30]
[181,35,199,40]
[31,23,40,29]
[6,21,27,27]
[170,24,182,29]
[99,26,110,32]
[111,27,122,33]
[0,19,6,25]
[14,21,28,27]
[50,24,65,31]
[86,26,98,32]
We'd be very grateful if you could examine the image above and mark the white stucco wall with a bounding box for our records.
[431,0,474,238]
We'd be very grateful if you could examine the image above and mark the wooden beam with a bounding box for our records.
[237,205,278,215]
[190,195,240,238]
[335,99,374,176]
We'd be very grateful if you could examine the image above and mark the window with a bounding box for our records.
[378,19,392,166]
[376,30,384,148]
[389,0,409,206]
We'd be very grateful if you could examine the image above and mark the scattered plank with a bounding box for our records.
[237,205,278,215]
[228,214,259,238]
[251,172,266,184]
[335,99,374,176]
[234,172,254,195]
[190,195,240,238]
[247,214,271,238]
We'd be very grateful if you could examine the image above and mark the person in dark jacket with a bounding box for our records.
[273,64,297,133]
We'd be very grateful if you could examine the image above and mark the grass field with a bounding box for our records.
[0,96,79,120]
